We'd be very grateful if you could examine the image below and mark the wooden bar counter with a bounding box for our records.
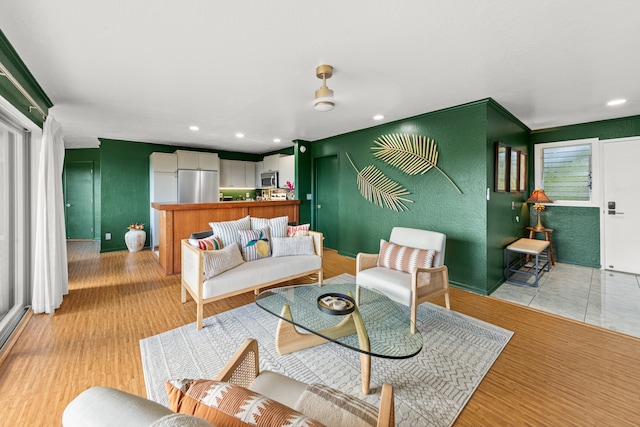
[151,200,300,275]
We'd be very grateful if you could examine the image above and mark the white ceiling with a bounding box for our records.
[1,1,639,154]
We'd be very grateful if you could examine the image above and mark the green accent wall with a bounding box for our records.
[99,139,177,252]
[0,29,52,127]
[308,99,529,295]
[529,114,640,268]
[294,140,312,225]
[64,149,101,240]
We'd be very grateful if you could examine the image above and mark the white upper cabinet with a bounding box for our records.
[175,150,220,170]
[263,154,284,172]
[220,159,256,188]
[150,152,177,173]
[255,161,264,188]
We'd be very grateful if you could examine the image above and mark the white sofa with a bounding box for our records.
[181,231,323,329]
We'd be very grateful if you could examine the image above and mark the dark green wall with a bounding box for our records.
[485,102,531,292]
[0,30,52,127]
[310,100,498,294]
[99,139,176,252]
[529,114,640,267]
[64,148,101,240]
[294,140,312,225]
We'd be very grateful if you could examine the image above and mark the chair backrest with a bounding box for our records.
[389,227,446,266]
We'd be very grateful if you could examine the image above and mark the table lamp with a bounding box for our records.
[527,188,553,232]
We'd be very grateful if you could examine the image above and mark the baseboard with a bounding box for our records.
[0,309,32,367]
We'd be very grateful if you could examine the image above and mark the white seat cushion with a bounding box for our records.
[356,266,412,306]
[248,370,309,409]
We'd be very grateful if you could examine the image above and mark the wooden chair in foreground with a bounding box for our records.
[356,227,450,333]
[217,338,395,427]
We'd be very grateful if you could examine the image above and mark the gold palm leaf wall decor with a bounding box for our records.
[345,152,413,212]
[372,133,462,194]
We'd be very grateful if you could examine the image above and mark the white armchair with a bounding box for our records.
[356,227,450,333]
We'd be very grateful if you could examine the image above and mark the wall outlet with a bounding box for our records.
[306,193,312,200]
[105,233,111,240]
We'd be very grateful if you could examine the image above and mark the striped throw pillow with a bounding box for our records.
[377,239,435,274]
[209,216,251,248]
[239,227,271,261]
[271,236,315,257]
[202,244,244,279]
[166,379,324,427]
[251,216,289,238]
[189,235,223,251]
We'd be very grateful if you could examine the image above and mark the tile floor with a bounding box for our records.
[492,262,640,339]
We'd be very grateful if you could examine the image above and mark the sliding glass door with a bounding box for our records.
[0,112,30,351]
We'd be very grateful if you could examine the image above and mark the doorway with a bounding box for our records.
[64,161,95,240]
[601,137,640,274]
[314,155,339,249]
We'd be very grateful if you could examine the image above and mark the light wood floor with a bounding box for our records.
[1,242,639,426]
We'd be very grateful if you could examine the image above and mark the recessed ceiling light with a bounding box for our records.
[607,99,627,106]
[273,138,281,143]
[235,133,244,138]
[373,114,384,121]
[189,125,199,131]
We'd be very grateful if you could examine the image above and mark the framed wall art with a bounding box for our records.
[494,142,509,192]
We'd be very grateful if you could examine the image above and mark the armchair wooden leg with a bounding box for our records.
[181,284,187,304]
[197,300,203,330]
[410,305,417,334]
[444,292,451,309]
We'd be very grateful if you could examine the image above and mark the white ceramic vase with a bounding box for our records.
[125,229,146,252]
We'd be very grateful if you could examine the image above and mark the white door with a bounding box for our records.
[602,137,640,274]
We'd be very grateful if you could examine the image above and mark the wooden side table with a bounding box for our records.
[527,226,555,266]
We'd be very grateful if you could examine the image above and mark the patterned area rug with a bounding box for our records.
[140,274,513,426]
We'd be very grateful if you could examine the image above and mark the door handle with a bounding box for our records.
[65,203,72,207]
[608,210,624,215]
[318,205,321,209]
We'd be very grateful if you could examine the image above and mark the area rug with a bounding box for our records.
[140,274,513,426]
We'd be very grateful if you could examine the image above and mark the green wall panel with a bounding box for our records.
[64,148,101,240]
[294,140,312,226]
[529,114,640,268]
[311,101,490,293]
[99,139,176,252]
[485,101,531,293]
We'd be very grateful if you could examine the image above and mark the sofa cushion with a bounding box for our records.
[251,216,288,238]
[210,216,251,247]
[271,236,315,257]
[200,255,321,300]
[202,244,245,279]
[165,379,324,427]
[377,239,435,274]
[248,371,309,410]
[239,227,272,261]
[286,224,310,237]
[189,235,223,251]
[295,383,378,427]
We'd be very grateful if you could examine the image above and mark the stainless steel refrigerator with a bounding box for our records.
[177,169,220,203]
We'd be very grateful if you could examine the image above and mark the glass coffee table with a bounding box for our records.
[255,283,423,394]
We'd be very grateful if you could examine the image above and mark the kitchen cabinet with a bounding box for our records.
[150,152,177,173]
[220,159,255,188]
[263,154,284,172]
[175,150,220,171]
[279,155,294,189]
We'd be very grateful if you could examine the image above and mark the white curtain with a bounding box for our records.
[32,115,68,314]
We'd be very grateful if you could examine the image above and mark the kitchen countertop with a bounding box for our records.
[151,199,300,211]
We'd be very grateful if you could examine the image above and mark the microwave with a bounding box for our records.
[261,171,279,188]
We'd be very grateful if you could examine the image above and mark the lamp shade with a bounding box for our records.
[526,188,552,204]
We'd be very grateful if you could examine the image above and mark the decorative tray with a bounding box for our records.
[317,293,356,315]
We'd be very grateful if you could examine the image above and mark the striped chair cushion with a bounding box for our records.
[295,383,378,427]
[202,244,244,279]
[166,379,324,427]
[377,239,435,274]
[251,216,288,238]
[209,216,251,248]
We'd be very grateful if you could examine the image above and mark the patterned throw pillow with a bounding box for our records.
[251,216,289,238]
[286,224,310,237]
[202,244,244,279]
[295,383,378,427]
[209,216,251,248]
[189,235,223,251]
[165,379,324,427]
[271,236,315,257]
[239,227,271,261]
[377,239,435,274]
